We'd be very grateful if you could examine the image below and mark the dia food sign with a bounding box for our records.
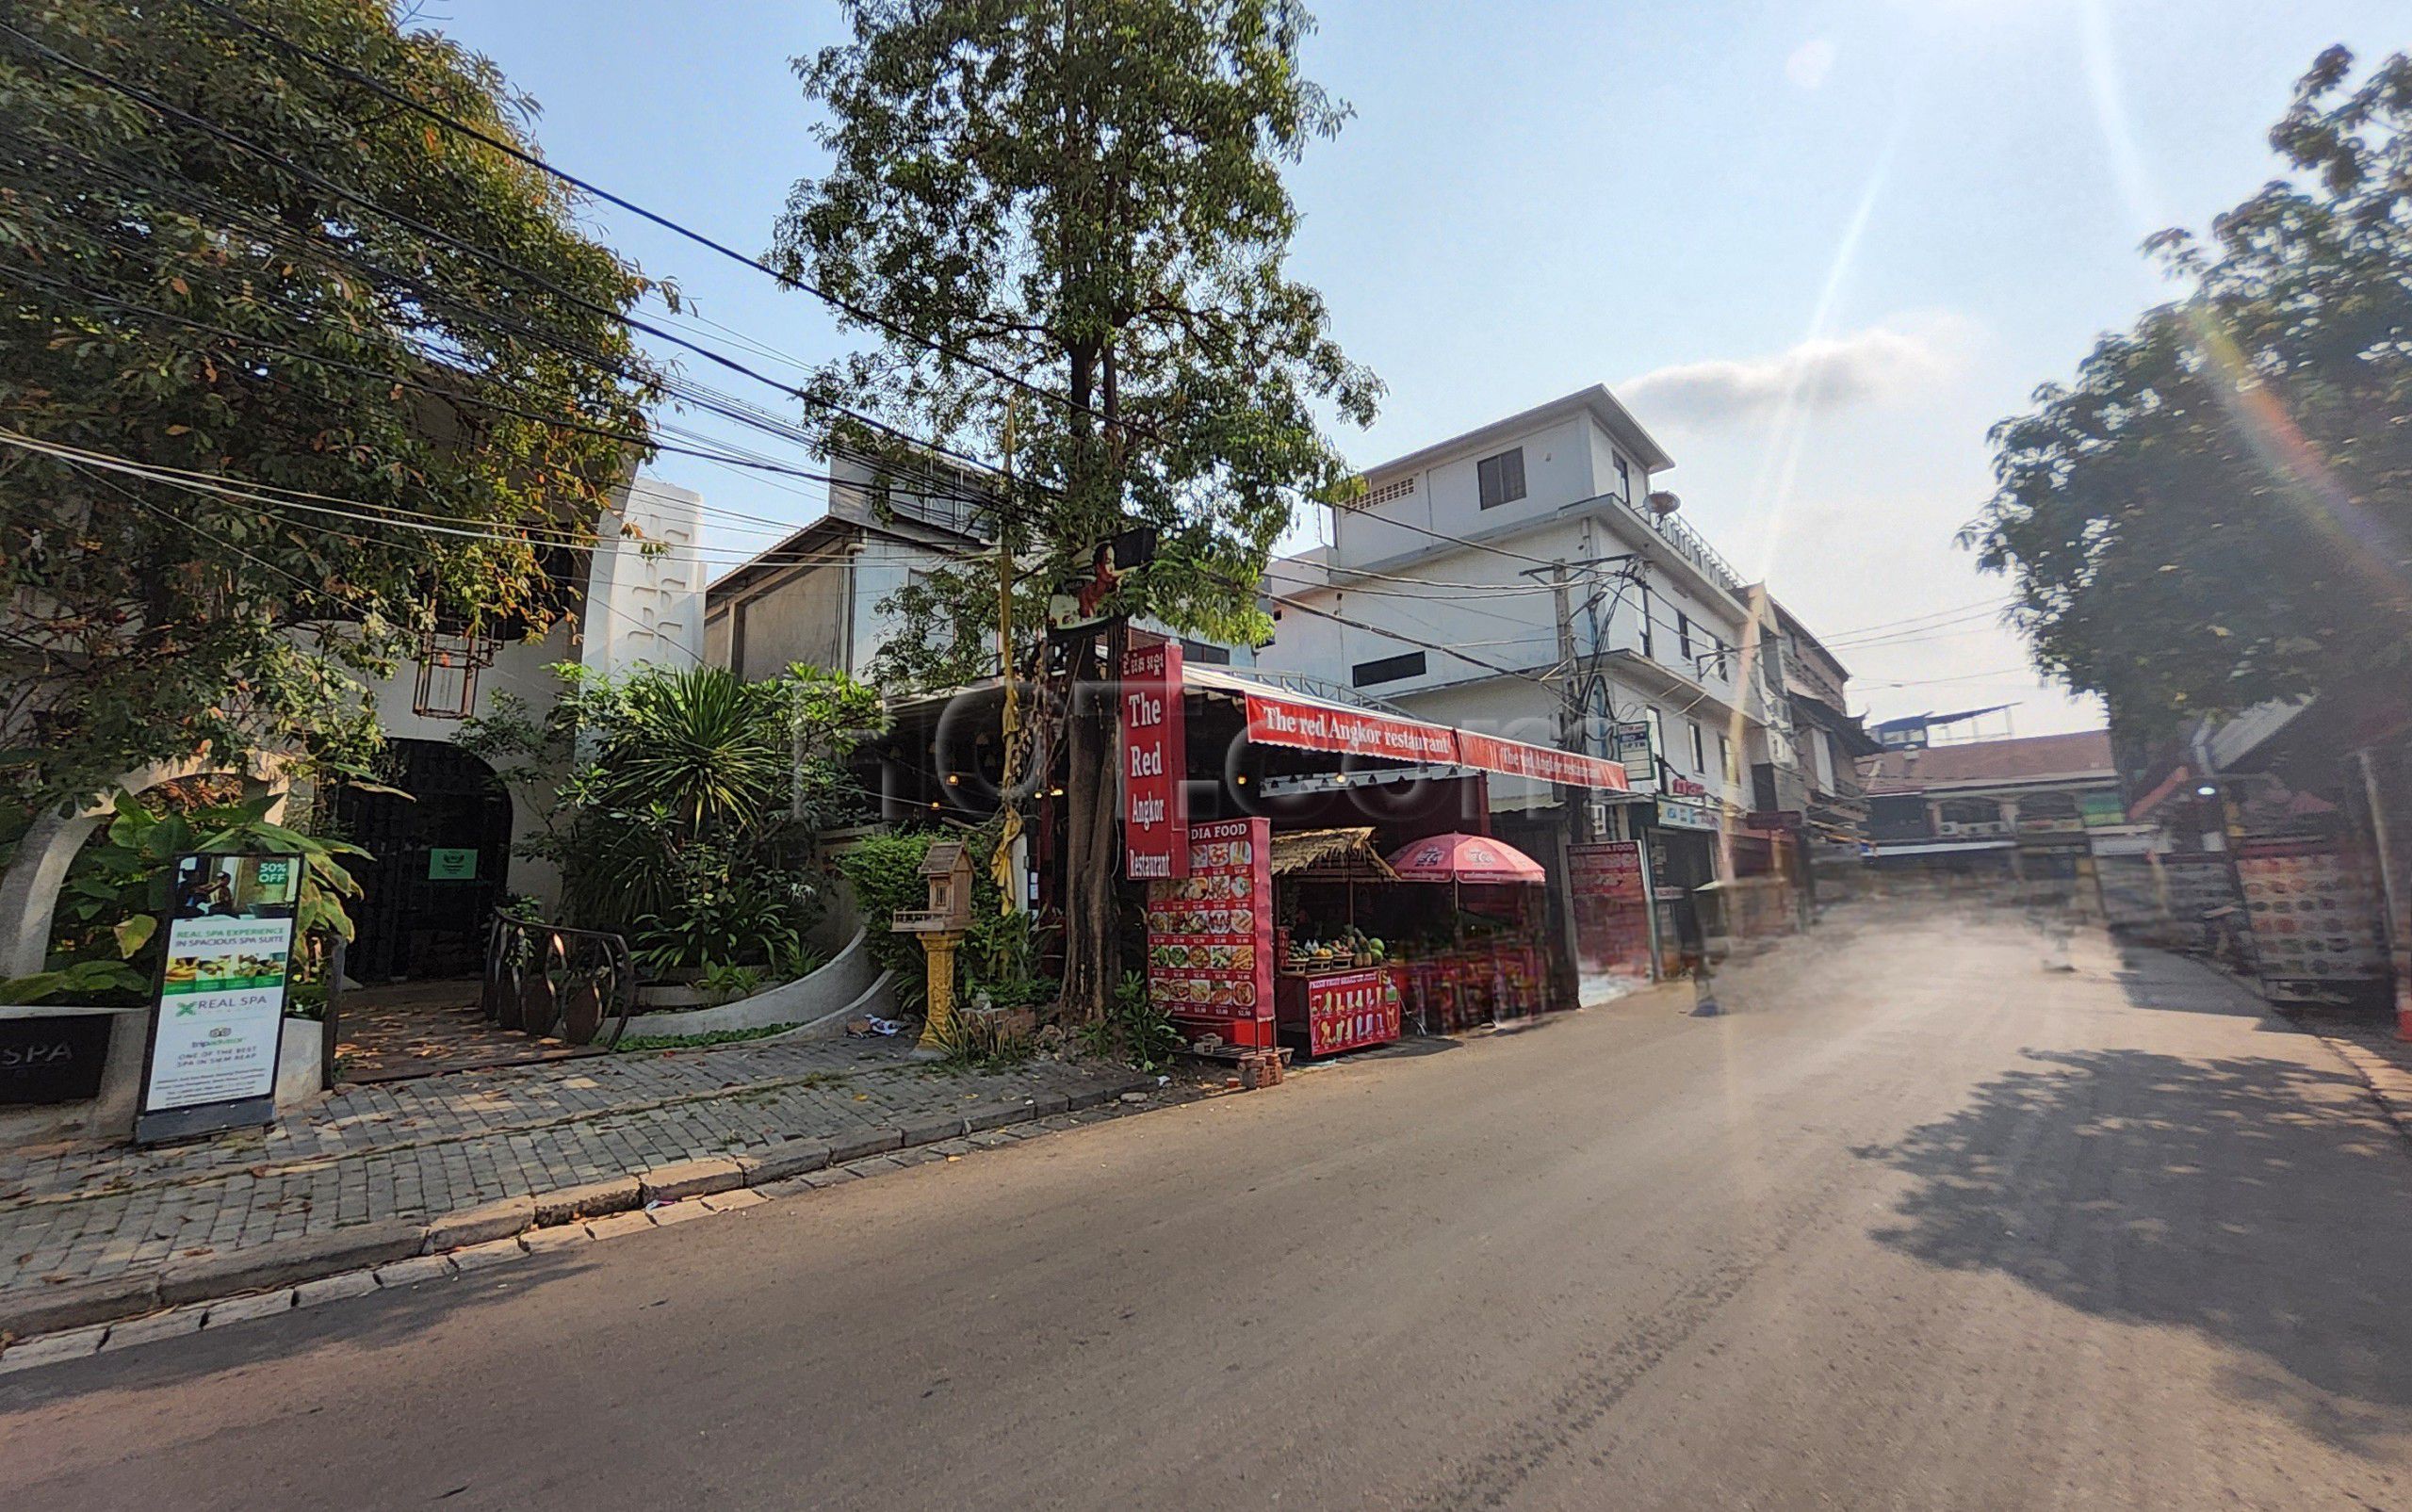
[1121,638,1189,880]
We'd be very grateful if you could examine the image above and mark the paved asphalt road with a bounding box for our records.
[7,899,2409,1510]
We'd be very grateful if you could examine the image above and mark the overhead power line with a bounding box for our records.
[187,0,1140,441]
[0,20,1008,489]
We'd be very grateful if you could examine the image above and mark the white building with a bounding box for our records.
[1253,385,1804,911]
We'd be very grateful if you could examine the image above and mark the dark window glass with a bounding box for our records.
[1352,650,1426,687]
[1476,448,1526,510]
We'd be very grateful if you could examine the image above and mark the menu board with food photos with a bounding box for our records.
[1146,817,1274,1045]
[2237,839,2388,984]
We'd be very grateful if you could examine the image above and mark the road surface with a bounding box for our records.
[7,900,2409,1509]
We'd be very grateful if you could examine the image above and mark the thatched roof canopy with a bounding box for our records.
[1269,827,1400,882]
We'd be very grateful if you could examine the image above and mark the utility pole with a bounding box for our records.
[1552,561,1589,845]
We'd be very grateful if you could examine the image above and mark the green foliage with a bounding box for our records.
[772,0,1381,694]
[630,865,809,978]
[459,661,883,965]
[1965,46,2412,730]
[0,957,147,1005]
[36,787,363,1005]
[612,1022,804,1054]
[834,829,936,980]
[962,905,1057,1014]
[1080,970,1184,1072]
[0,0,666,813]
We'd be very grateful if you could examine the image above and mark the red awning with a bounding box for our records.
[1385,832,1549,886]
[1238,689,1628,791]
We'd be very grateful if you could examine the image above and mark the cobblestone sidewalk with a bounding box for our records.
[0,1035,1158,1302]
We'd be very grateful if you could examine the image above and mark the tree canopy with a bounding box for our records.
[772,0,1380,691]
[0,0,662,810]
[1966,47,2412,736]
[772,0,1378,1016]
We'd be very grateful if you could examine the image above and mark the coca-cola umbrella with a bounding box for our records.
[1385,833,1547,886]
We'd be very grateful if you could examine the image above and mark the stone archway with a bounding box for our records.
[0,754,288,982]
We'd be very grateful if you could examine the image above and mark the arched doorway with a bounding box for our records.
[334,740,513,981]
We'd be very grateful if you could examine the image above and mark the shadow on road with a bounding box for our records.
[1855,1046,2412,1450]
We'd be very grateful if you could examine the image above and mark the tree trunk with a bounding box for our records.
[1058,618,1126,1020]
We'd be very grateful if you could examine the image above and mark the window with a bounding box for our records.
[1707,636,1729,680]
[1352,649,1426,687]
[1688,719,1706,772]
[1718,733,1732,780]
[1178,638,1231,666]
[1614,453,1632,502]
[1638,584,1655,658]
[1476,448,1526,510]
[1676,611,1694,661]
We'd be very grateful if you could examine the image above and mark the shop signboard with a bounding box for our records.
[1609,721,1655,780]
[1120,637,1189,880]
[2078,790,2127,829]
[1243,692,1459,766]
[2235,837,2388,985]
[427,847,479,881]
[0,1013,115,1106]
[1303,967,1401,1057]
[137,852,302,1144]
[1145,818,1274,1048]
[1742,810,1803,834]
[1046,525,1157,632]
[1567,839,1654,979]
[1457,731,1628,791]
[1655,798,1720,833]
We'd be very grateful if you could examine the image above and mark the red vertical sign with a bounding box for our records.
[1121,638,1189,880]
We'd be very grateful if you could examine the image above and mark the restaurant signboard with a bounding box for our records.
[1121,637,1189,880]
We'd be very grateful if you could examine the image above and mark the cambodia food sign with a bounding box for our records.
[1145,818,1273,1046]
[1121,637,1189,880]
[138,853,302,1143]
[1568,840,1654,978]
[1304,967,1401,1056]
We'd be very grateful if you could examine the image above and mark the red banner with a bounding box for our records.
[1457,732,1629,791]
[1243,692,1459,765]
[1146,818,1274,1046]
[1304,967,1402,1056]
[1121,639,1188,880]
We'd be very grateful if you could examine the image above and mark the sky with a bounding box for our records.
[433,0,2404,737]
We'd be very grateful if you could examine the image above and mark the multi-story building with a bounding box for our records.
[1252,384,1815,942]
[1858,729,2120,880]
[1768,600,1878,885]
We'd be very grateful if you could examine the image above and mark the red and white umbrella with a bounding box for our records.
[1384,832,1547,886]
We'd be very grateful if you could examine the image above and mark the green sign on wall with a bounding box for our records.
[427,848,480,881]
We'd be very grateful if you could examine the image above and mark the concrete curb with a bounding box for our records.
[2318,1033,2412,1147]
[0,1073,1166,1363]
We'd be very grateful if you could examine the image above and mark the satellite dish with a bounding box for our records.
[1647,491,1682,516]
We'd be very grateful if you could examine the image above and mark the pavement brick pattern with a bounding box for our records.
[0,1036,1153,1302]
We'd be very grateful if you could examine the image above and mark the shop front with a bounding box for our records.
[1134,656,1625,1058]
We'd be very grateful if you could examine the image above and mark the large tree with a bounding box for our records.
[774,0,1379,1016]
[0,0,661,811]
[1966,47,2412,736]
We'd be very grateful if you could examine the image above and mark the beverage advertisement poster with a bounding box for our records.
[1145,818,1272,1041]
[137,853,302,1143]
[1304,967,1401,1056]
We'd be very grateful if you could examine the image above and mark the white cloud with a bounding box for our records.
[1786,38,1837,90]
[1622,317,1975,430]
